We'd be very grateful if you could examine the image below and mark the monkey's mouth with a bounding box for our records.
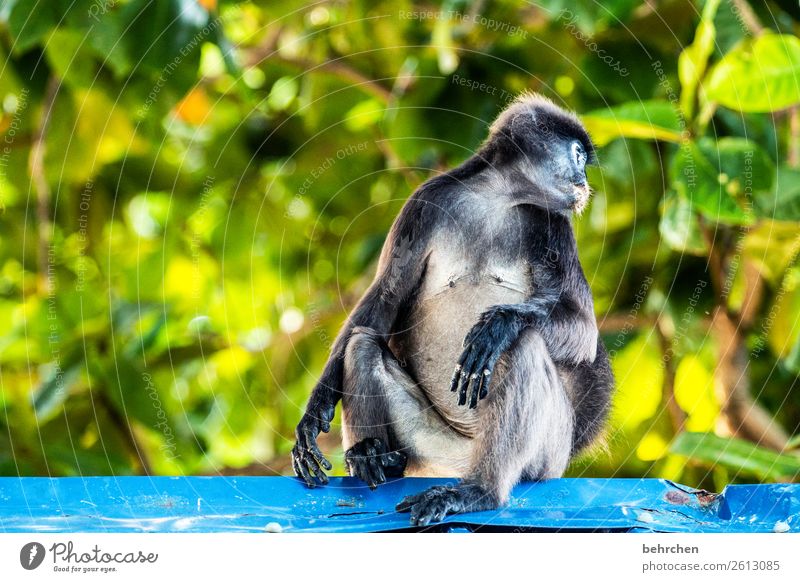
[572,183,592,214]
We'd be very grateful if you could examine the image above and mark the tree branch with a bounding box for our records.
[29,76,60,294]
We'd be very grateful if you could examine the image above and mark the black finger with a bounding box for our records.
[449,364,461,392]
[353,461,370,487]
[302,428,332,471]
[413,504,435,527]
[384,450,405,469]
[457,349,479,406]
[453,347,474,393]
[365,446,384,488]
[477,367,491,402]
[479,349,502,401]
[302,452,328,485]
[468,347,493,408]
[310,460,329,485]
[310,442,332,471]
[371,438,386,456]
[368,457,385,487]
[462,347,485,406]
[396,495,418,512]
[293,455,316,488]
[468,348,488,409]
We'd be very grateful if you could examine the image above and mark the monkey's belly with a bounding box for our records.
[392,281,526,436]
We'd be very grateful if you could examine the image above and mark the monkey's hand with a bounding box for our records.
[396,482,497,526]
[345,437,408,490]
[291,405,335,488]
[450,305,524,408]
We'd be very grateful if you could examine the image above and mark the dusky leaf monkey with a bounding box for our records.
[292,94,614,526]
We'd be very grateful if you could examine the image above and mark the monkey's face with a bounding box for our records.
[561,138,592,214]
[492,95,595,215]
[516,134,593,215]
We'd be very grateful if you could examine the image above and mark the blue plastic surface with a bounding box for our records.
[0,477,797,533]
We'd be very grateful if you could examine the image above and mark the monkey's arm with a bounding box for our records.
[292,200,434,486]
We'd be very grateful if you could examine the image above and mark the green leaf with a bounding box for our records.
[267,76,299,112]
[744,220,800,283]
[33,361,81,421]
[98,354,176,437]
[7,1,58,53]
[671,141,754,226]
[45,28,98,88]
[119,0,211,92]
[754,166,800,222]
[432,12,458,74]
[785,333,800,375]
[671,432,800,480]
[767,268,800,360]
[678,0,721,119]
[582,100,683,146]
[705,34,800,113]
[345,98,383,132]
[697,137,775,196]
[659,189,709,255]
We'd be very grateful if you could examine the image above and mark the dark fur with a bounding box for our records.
[291,94,614,526]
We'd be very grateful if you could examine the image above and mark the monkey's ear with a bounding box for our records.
[504,112,535,149]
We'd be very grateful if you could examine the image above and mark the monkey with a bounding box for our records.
[291,93,614,526]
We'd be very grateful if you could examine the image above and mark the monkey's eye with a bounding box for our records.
[570,141,586,170]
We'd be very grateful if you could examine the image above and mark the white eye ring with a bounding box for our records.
[571,141,586,167]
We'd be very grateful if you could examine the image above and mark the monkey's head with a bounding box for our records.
[486,93,595,215]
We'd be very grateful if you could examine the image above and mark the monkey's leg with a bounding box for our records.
[564,342,613,457]
[343,326,470,488]
[397,331,574,526]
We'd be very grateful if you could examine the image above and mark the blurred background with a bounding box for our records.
[0,0,799,490]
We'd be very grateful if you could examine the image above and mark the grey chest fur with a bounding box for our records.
[390,200,533,435]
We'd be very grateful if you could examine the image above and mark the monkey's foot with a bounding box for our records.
[395,483,498,526]
[345,437,407,490]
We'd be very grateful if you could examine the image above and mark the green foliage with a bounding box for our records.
[706,34,800,112]
[0,0,799,487]
[671,432,800,480]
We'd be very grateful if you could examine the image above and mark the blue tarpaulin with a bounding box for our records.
[0,477,797,533]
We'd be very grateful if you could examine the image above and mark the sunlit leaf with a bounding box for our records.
[611,334,664,431]
[767,268,800,360]
[659,189,708,255]
[345,99,383,132]
[637,431,669,461]
[674,355,718,432]
[268,76,299,112]
[678,0,720,118]
[671,432,800,480]
[705,34,800,112]
[432,13,458,74]
[744,220,800,283]
[582,101,683,146]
